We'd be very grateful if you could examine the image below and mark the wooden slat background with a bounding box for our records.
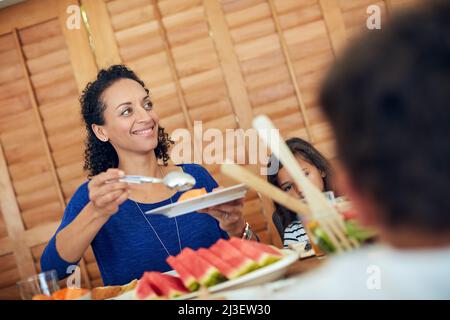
[0,0,418,299]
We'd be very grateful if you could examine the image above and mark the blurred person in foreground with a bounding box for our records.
[225,0,450,299]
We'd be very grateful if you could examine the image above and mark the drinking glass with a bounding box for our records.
[16,270,60,300]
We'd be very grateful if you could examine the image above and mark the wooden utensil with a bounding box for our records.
[221,160,311,218]
[252,115,359,252]
[221,160,321,255]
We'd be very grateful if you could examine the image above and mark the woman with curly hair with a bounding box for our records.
[41,65,250,286]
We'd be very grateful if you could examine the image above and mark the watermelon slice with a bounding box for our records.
[236,238,284,257]
[228,238,283,267]
[144,272,189,299]
[209,239,259,275]
[197,248,242,280]
[176,248,226,287]
[166,256,200,292]
[135,278,161,300]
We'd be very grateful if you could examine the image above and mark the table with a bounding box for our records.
[284,255,327,278]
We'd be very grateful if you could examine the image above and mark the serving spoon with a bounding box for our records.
[118,171,196,192]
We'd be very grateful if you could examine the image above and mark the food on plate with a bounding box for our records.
[166,256,200,292]
[176,248,226,287]
[64,288,90,300]
[307,210,378,253]
[197,248,241,280]
[51,288,70,300]
[91,286,122,300]
[135,276,160,300]
[132,238,290,300]
[120,278,139,292]
[32,294,54,300]
[177,187,207,202]
[135,272,190,299]
[228,237,283,267]
[209,239,259,275]
[91,278,138,300]
[32,287,90,300]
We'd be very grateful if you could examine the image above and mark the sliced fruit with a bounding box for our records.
[144,272,189,299]
[32,294,53,300]
[344,219,377,242]
[135,277,161,300]
[177,188,207,202]
[209,239,259,275]
[228,238,283,267]
[235,238,284,257]
[197,248,241,280]
[167,256,199,292]
[313,227,336,253]
[176,248,226,287]
[306,220,319,230]
[341,210,358,221]
[51,288,69,300]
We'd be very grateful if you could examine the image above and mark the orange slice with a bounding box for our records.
[177,188,207,202]
[32,294,53,300]
[51,288,69,300]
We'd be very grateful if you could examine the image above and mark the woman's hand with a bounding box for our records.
[200,188,246,237]
[88,168,130,219]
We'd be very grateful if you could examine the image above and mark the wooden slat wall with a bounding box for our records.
[0,0,419,299]
[0,0,98,299]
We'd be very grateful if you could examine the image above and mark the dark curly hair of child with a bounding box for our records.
[80,65,174,177]
[267,137,333,234]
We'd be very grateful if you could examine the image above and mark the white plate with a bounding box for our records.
[145,184,248,218]
[112,249,300,300]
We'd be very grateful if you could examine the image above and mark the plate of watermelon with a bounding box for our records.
[114,238,301,300]
[145,184,247,218]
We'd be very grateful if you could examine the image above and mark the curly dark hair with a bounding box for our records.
[267,137,333,232]
[319,1,450,232]
[80,65,174,177]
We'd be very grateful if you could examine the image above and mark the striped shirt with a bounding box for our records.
[283,220,311,249]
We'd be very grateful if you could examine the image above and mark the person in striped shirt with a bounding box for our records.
[267,137,334,251]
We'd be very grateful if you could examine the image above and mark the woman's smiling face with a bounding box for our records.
[93,78,160,154]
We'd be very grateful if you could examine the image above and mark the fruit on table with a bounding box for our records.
[308,218,377,254]
[209,239,259,275]
[228,238,283,267]
[313,227,336,253]
[135,238,288,299]
[33,287,90,300]
[51,288,69,300]
[135,277,161,300]
[32,294,53,300]
[176,248,226,287]
[166,256,199,292]
[197,248,241,280]
[177,187,207,202]
[344,219,378,243]
[143,272,190,299]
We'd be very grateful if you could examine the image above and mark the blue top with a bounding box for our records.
[41,164,228,286]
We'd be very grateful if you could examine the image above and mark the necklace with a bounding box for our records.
[133,165,182,257]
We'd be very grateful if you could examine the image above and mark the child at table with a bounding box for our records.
[225,1,450,299]
[266,137,335,250]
